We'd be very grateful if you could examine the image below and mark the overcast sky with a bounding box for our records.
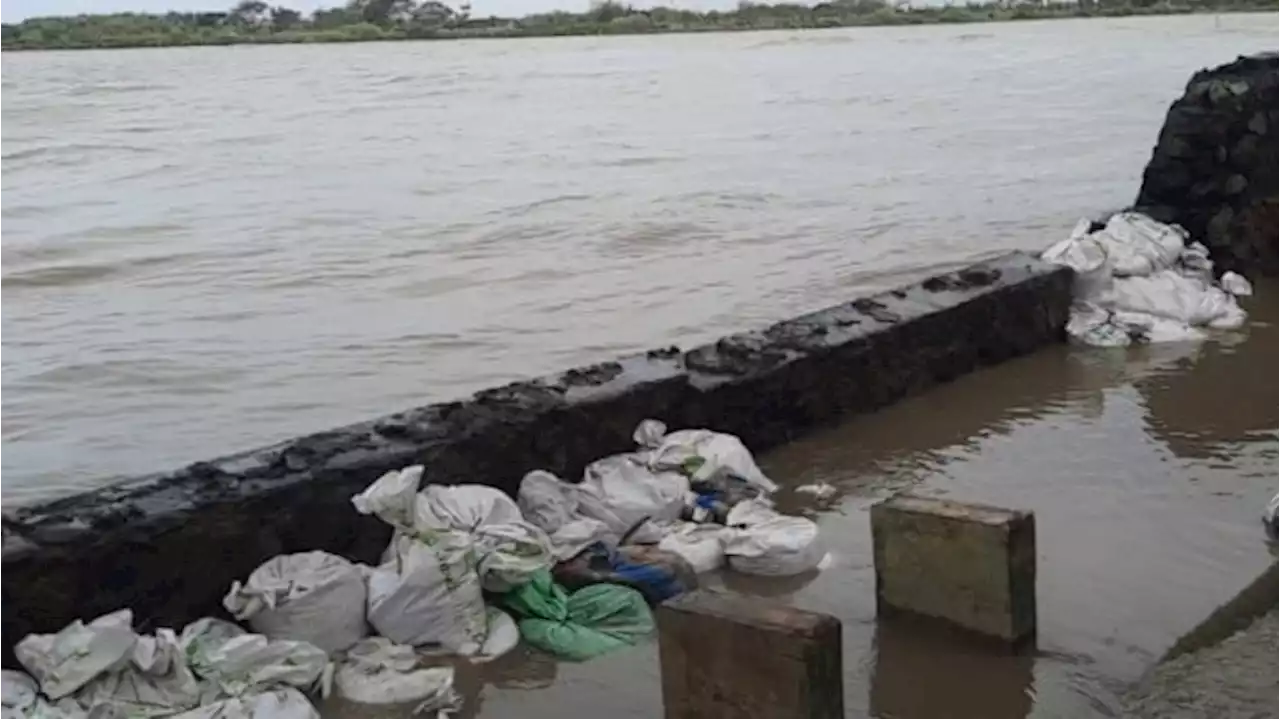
[1,0,745,22]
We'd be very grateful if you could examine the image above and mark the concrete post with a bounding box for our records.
[870,495,1036,646]
[656,590,843,719]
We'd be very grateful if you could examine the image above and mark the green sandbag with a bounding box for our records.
[500,569,568,621]
[517,584,655,662]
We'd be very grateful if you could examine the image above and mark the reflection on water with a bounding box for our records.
[326,284,1277,719]
[869,619,1035,719]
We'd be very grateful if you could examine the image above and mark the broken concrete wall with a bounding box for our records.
[1,252,1071,660]
[1135,52,1278,277]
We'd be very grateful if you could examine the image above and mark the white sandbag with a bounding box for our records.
[223,552,368,654]
[167,688,318,719]
[71,628,202,718]
[580,453,691,535]
[723,500,825,577]
[656,523,729,574]
[190,633,328,699]
[575,487,664,545]
[518,471,613,560]
[1092,212,1187,277]
[1111,311,1207,343]
[1220,271,1253,297]
[1065,305,1135,347]
[1177,242,1215,282]
[332,639,460,710]
[179,620,248,683]
[517,471,579,533]
[366,533,487,655]
[1107,272,1242,327]
[1041,222,1113,298]
[414,485,554,592]
[414,485,526,531]
[14,610,138,699]
[634,420,778,494]
[351,466,423,529]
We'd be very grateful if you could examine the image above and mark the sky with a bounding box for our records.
[0,0,744,22]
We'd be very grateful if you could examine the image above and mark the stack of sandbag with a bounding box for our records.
[350,466,552,656]
[223,551,369,654]
[497,571,654,662]
[7,612,329,719]
[1042,212,1253,347]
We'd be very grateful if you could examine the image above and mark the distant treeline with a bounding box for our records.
[2,0,1275,50]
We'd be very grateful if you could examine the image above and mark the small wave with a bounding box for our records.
[494,193,593,218]
[3,263,123,289]
[751,32,857,49]
[2,142,156,162]
[66,83,173,96]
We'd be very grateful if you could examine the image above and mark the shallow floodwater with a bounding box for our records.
[2,13,1278,500]
[320,284,1277,719]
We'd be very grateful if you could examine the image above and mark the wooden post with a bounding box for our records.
[871,495,1037,646]
[657,590,843,719]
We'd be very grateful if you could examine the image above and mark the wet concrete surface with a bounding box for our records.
[327,281,1277,719]
[1124,609,1278,719]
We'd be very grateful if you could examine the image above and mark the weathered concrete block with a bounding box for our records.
[2,252,1069,663]
[657,590,843,719]
[871,496,1036,645]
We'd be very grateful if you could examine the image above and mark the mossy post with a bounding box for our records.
[871,496,1037,647]
[656,590,844,719]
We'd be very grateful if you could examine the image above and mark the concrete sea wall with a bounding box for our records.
[1135,52,1279,277]
[2,251,1070,658]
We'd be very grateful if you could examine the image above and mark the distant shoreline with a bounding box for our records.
[2,1,1275,53]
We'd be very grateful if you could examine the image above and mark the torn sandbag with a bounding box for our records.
[500,572,654,662]
[633,419,778,494]
[331,638,460,710]
[518,470,614,560]
[656,522,731,574]
[187,632,328,699]
[553,543,696,606]
[224,552,369,654]
[366,532,488,654]
[167,688,318,719]
[723,499,825,577]
[14,610,138,700]
[71,628,203,718]
[579,453,691,540]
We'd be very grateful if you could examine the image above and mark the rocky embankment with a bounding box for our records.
[1135,52,1278,277]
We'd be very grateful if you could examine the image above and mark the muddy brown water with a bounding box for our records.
[3,13,1278,501]
[4,12,1277,718]
[323,283,1278,719]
